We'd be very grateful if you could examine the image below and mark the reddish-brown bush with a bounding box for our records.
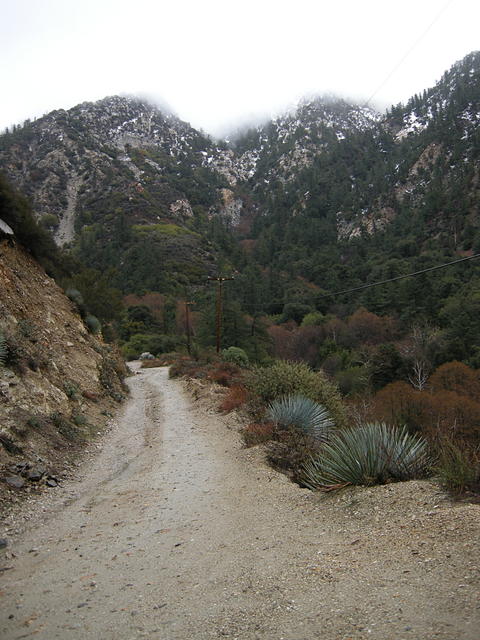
[169,358,208,379]
[267,324,297,360]
[290,326,325,367]
[348,308,398,345]
[81,390,99,402]
[371,381,425,429]
[218,385,248,412]
[141,353,182,368]
[370,369,480,447]
[206,362,241,387]
[429,361,480,398]
[420,391,480,444]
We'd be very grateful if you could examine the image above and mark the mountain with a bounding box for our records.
[0,95,220,237]
[0,96,232,294]
[1,52,480,332]
[0,93,383,296]
[335,50,480,244]
[227,97,379,186]
[232,52,480,299]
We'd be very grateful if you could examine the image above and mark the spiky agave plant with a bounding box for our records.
[385,423,432,480]
[299,422,431,490]
[267,394,334,440]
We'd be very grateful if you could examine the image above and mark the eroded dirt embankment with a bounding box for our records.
[1,367,479,640]
[0,238,126,495]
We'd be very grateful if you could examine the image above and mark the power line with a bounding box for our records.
[363,0,454,108]
[323,252,480,297]
[239,252,480,309]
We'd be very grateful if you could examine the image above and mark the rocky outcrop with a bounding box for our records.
[336,206,397,241]
[217,189,243,226]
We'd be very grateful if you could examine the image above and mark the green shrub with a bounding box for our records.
[98,356,125,397]
[65,287,85,310]
[299,423,431,490]
[26,415,46,430]
[245,360,348,428]
[0,331,24,368]
[335,366,369,396]
[64,381,78,398]
[40,213,59,229]
[301,311,325,327]
[85,314,101,334]
[221,346,249,368]
[0,432,23,455]
[18,319,36,339]
[132,223,196,236]
[0,174,65,277]
[281,302,313,324]
[72,413,87,427]
[267,395,333,440]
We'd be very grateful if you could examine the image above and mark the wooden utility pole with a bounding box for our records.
[207,276,234,353]
[185,301,195,355]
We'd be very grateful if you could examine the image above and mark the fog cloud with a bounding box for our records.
[1,0,478,136]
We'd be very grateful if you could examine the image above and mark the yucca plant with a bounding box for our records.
[267,394,334,440]
[299,422,431,490]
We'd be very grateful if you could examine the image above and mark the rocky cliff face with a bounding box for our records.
[0,238,127,499]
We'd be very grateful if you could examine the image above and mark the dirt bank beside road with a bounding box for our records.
[1,366,479,639]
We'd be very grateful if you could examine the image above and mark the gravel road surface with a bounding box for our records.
[1,366,479,639]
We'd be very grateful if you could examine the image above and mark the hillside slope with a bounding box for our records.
[0,96,229,293]
[0,238,127,500]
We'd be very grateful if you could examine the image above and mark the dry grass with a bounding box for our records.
[435,438,480,496]
[242,422,275,447]
[169,357,243,388]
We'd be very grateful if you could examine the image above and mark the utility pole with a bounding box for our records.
[185,301,195,355]
[207,276,234,353]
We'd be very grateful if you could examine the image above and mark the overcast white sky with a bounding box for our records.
[0,0,478,136]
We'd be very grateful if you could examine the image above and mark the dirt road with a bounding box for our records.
[1,367,479,639]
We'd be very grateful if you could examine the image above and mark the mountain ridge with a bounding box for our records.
[1,52,480,305]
